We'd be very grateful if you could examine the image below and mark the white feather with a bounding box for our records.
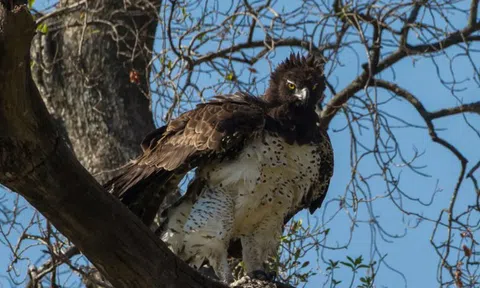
[161,132,322,281]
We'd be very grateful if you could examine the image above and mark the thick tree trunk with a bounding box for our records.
[31,0,158,184]
[0,2,286,287]
[28,1,177,285]
[0,6,225,288]
[0,7,287,288]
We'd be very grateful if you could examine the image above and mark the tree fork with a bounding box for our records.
[0,5,225,288]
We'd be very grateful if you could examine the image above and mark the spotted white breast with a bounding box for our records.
[198,132,322,235]
[160,131,322,282]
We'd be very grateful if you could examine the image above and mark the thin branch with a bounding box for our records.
[0,6,225,288]
[35,0,87,24]
[430,102,480,119]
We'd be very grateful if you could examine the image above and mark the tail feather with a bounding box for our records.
[104,163,181,226]
[104,162,156,199]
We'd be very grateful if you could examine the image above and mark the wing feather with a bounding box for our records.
[106,93,267,224]
[283,130,334,224]
[307,131,334,214]
[309,132,334,214]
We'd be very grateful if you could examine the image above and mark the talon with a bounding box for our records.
[248,270,272,281]
[267,271,277,281]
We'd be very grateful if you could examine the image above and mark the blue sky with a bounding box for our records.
[1,1,479,287]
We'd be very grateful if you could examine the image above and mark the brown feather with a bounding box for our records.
[105,92,267,226]
[106,54,334,255]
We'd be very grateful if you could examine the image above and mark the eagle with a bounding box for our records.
[105,53,334,282]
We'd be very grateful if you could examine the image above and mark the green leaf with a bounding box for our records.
[324,228,330,235]
[355,255,363,265]
[28,0,35,8]
[225,73,234,81]
[340,261,354,269]
[37,23,48,34]
[301,261,310,268]
[329,259,339,268]
[346,256,355,264]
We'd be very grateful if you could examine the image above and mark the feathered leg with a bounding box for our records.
[180,187,235,282]
[241,215,283,279]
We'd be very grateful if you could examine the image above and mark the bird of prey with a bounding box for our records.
[105,53,334,282]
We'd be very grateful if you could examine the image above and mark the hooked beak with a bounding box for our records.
[294,88,310,105]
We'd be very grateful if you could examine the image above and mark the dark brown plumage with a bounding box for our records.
[105,53,334,282]
[105,93,268,224]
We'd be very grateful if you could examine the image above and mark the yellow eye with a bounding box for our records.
[312,83,318,91]
[287,83,296,90]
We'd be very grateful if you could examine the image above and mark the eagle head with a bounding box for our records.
[265,53,325,109]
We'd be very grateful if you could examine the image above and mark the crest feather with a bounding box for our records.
[270,52,324,82]
[264,52,326,103]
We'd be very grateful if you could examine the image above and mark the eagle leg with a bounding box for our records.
[247,270,276,281]
[162,186,235,282]
[209,250,233,283]
[240,215,283,280]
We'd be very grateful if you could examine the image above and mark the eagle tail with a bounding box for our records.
[104,163,180,226]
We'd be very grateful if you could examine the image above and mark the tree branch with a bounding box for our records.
[320,2,480,129]
[193,38,330,66]
[0,5,290,288]
[0,5,225,288]
[430,102,480,119]
[370,78,470,278]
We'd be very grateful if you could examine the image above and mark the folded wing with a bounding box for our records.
[105,93,267,225]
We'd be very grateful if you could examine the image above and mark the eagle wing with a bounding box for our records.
[307,130,334,214]
[284,129,334,224]
[105,93,266,225]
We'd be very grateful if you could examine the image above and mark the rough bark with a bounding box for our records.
[0,4,286,288]
[0,5,224,288]
[31,0,158,184]
[29,0,174,285]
